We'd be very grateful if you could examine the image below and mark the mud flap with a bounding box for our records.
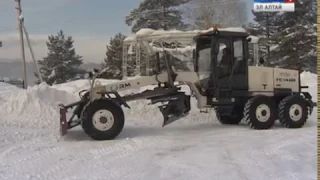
[59,105,68,136]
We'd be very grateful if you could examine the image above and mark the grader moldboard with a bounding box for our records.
[59,27,316,140]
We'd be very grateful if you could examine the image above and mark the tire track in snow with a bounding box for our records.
[33,136,163,180]
[0,143,64,173]
[68,126,215,180]
[140,129,240,180]
[85,135,173,180]
[0,131,64,178]
[0,136,60,166]
[262,130,315,161]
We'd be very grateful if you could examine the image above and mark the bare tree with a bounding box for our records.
[183,0,248,30]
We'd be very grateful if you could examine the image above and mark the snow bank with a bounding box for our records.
[0,82,19,94]
[300,71,317,102]
[0,83,78,129]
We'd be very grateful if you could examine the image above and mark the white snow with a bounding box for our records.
[136,28,155,36]
[124,27,247,44]
[0,72,317,180]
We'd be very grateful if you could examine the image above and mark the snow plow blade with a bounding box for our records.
[59,99,88,137]
[59,105,68,136]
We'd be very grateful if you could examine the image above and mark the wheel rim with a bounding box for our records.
[255,104,271,122]
[289,104,303,121]
[92,109,115,131]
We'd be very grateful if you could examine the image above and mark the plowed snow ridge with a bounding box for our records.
[0,83,78,129]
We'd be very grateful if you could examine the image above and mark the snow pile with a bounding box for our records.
[300,71,317,102]
[0,82,19,94]
[0,83,78,129]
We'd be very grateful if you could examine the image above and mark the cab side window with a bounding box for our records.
[233,38,245,74]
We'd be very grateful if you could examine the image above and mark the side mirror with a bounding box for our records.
[259,58,265,65]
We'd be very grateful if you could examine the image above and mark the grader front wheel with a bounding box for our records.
[81,99,125,140]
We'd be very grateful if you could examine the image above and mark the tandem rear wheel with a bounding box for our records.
[243,96,277,130]
[278,95,309,128]
[243,95,310,130]
[81,99,125,140]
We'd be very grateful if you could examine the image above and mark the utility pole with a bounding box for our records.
[23,23,43,83]
[15,0,28,88]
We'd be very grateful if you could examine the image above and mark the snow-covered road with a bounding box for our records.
[0,72,317,180]
[0,120,316,180]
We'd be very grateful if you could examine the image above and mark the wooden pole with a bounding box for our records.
[15,0,28,88]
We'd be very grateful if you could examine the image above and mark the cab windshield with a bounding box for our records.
[195,36,228,80]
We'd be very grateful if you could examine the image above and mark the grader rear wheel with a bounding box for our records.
[243,96,277,130]
[278,95,309,128]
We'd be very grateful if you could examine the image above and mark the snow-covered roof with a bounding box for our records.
[123,27,247,44]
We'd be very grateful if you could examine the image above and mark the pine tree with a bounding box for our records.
[270,0,316,73]
[99,33,135,79]
[125,0,191,33]
[246,11,279,65]
[125,0,192,76]
[35,30,85,85]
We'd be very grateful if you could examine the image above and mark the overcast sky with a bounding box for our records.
[0,0,253,63]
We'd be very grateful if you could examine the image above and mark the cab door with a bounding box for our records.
[229,37,248,90]
[217,37,248,97]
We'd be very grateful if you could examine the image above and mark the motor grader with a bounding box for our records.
[59,27,316,140]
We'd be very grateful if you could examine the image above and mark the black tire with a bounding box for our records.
[215,108,242,125]
[81,99,125,140]
[243,96,277,130]
[278,95,309,128]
